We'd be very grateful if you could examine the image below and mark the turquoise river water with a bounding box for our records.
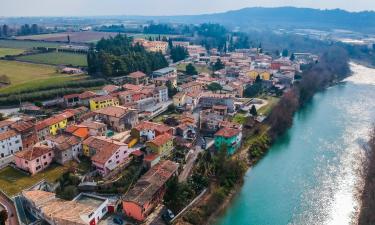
[218,63,375,225]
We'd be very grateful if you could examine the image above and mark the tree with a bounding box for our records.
[170,46,188,63]
[67,35,71,44]
[290,53,295,61]
[166,80,177,98]
[186,63,198,76]
[207,82,223,93]
[2,25,9,37]
[213,58,225,71]
[250,105,258,116]
[282,49,289,57]
[0,210,7,225]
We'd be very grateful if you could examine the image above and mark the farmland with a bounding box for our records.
[16,52,88,67]
[16,31,118,43]
[0,60,87,94]
[0,39,62,49]
[0,48,25,57]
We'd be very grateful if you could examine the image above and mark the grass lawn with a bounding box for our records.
[16,52,88,67]
[258,96,280,116]
[0,39,62,49]
[0,48,25,57]
[0,60,87,94]
[0,164,67,196]
[177,63,212,74]
[232,113,248,124]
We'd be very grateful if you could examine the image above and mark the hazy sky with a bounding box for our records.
[1,0,374,17]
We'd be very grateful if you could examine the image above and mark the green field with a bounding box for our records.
[0,39,62,49]
[0,48,25,57]
[0,60,87,94]
[177,63,212,74]
[0,164,67,196]
[258,96,280,116]
[17,52,88,67]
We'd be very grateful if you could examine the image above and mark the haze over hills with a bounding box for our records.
[129,7,375,33]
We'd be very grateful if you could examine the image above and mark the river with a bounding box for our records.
[218,63,375,225]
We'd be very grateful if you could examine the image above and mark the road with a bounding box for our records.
[0,192,19,225]
[179,146,203,182]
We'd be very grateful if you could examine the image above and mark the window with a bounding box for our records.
[43,156,46,159]
[48,153,51,156]
[36,159,39,163]
[15,140,20,144]
[44,162,47,166]
[25,160,28,164]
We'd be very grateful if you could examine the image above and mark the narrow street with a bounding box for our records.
[179,146,203,182]
[0,192,19,225]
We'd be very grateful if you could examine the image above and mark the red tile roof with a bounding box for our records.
[128,71,147,79]
[15,146,52,161]
[147,133,173,147]
[78,91,97,100]
[215,127,240,138]
[134,121,172,134]
[0,130,18,141]
[95,106,134,118]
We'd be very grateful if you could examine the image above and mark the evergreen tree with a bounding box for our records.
[290,53,295,61]
[282,49,289,57]
[213,58,225,71]
[186,63,198,75]
[170,46,188,63]
[250,105,258,116]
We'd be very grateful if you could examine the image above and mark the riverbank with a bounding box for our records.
[173,47,352,225]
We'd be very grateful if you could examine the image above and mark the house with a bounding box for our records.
[65,125,89,139]
[45,134,82,165]
[83,136,136,176]
[63,94,80,108]
[176,122,196,140]
[214,127,242,154]
[78,91,97,107]
[146,133,174,157]
[154,76,177,88]
[35,113,71,140]
[22,190,110,225]
[95,106,138,132]
[0,119,16,133]
[10,120,38,149]
[122,160,179,221]
[0,130,23,158]
[152,67,177,79]
[199,109,224,135]
[153,86,169,103]
[80,121,107,136]
[102,85,120,94]
[89,95,119,111]
[127,71,148,85]
[131,121,173,142]
[62,67,83,74]
[199,93,235,112]
[135,39,168,54]
[14,146,54,175]
[178,81,203,93]
[173,92,186,107]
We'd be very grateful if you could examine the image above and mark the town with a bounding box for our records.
[0,22,322,225]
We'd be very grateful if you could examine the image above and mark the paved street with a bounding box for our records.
[179,146,203,182]
[0,192,19,225]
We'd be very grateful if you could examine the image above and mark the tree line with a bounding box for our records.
[0,24,45,37]
[87,34,168,77]
[267,46,350,140]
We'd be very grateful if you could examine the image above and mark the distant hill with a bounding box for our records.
[134,7,375,33]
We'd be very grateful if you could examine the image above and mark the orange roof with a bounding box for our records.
[122,84,143,92]
[63,93,79,99]
[215,127,241,138]
[0,119,16,128]
[148,133,173,147]
[66,125,89,139]
[35,113,71,131]
[102,85,120,93]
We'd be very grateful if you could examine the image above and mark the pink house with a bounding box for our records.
[86,137,137,177]
[14,146,54,175]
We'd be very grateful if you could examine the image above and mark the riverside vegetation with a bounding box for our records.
[174,46,350,225]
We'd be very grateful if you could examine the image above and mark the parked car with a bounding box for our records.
[162,209,175,222]
[113,216,124,225]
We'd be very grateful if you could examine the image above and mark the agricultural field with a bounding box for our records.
[0,39,62,49]
[16,52,88,67]
[16,31,118,43]
[0,164,67,196]
[0,60,87,94]
[0,47,25,57]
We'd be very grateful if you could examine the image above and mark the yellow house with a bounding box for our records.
[173,92,186,107]
[35,114,69,138]
[247,70,271,81]
[89,95,119,111]
[146,133,174,156]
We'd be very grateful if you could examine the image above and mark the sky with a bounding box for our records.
[0,0,374,17]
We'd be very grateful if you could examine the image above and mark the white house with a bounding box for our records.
[0,130,23,158]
